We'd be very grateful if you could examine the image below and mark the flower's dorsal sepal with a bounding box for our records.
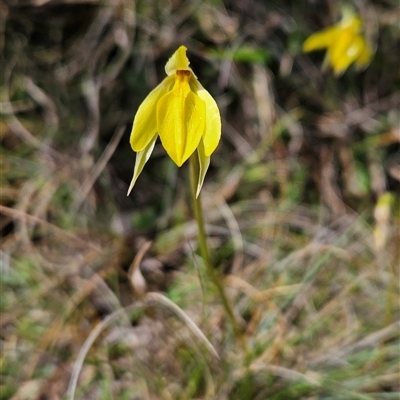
[166,45,194,76]
[127,135,157,195]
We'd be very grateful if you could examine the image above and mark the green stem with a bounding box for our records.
[189,154,248,355]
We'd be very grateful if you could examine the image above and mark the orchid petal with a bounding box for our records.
[127,134,157,195]
[355,40,372,68]
[303,26,339,52]
[196,140,211,198]
[191,79,221,157]
[130,75,174,152]
[329,33,365,74]
[157,72,205,166]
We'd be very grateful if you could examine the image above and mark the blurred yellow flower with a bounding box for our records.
[128,45,221,197]
[303,12,372,75]
[373,192,394,251]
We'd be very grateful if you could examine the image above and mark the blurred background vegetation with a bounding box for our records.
[1,0,399,399]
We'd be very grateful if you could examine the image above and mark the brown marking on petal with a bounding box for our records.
[176,70,191,76]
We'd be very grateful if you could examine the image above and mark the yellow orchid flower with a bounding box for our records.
[373,192,394,251]
[128,45,221,197]
[303,12,372,75]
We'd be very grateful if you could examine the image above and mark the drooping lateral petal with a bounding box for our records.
[191,79,221,157]
[196,140,210,198]
[130,75,174,152]
[355,39,372,68]
[157,73,205,166]
[303,26,339,52]
[127,134,157,195]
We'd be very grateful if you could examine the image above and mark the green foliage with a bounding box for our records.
[208,46,272,64]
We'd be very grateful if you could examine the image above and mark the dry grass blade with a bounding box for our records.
[128,240,152,296]
[5,113,55,155]
[71,124,125,213]
[216,196,244,274]
[0,204,99,249]
[145,292,220,361]
[23,76,59,131]
[66,303,141,400]
[78,79,101,155]
[249,362,321,387]
[313,320,400,365]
